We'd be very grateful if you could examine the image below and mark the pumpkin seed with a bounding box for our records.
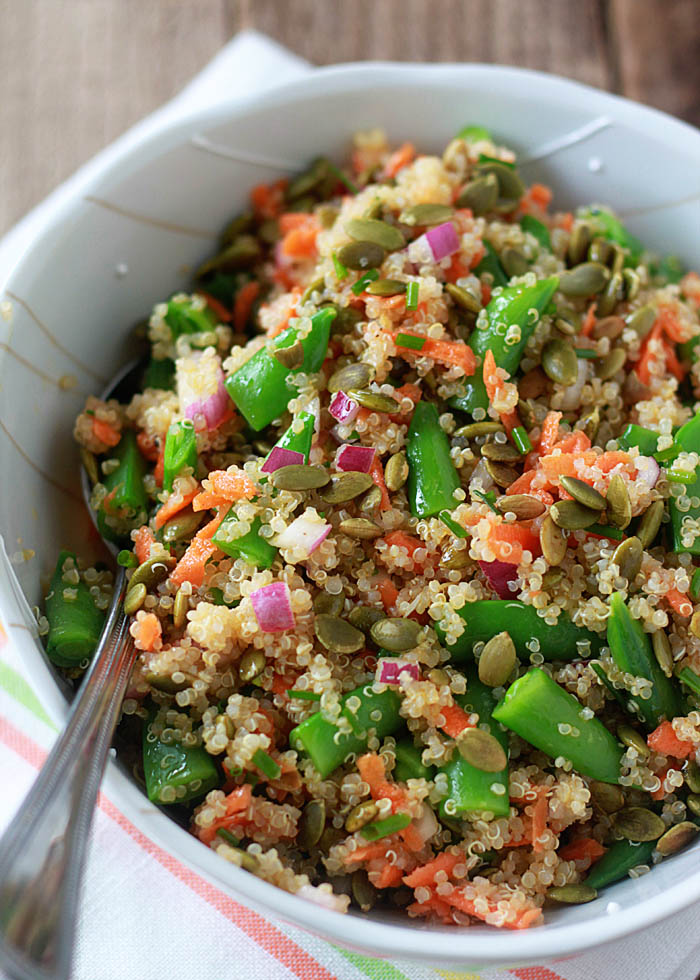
[519,366,548,400]
[321,472,374,504]
[347,389,400,413]
[270,464,330,491]
[339,517,383,539]
[579,408,600,442]
[605,475,632,529]
[385,452,409,491]
[363,197,384,220]
[554,315,579,337]
[485,459,519,488]
[348,606,386,634]
[123,583,147,616]
[345,218,405,251]
[331,305,364,335]
[597,271,625,317]
[475,161,525,205]
[370,617,422,653]
[541,515,568,565]
[328,361,372,393]
[622,268,641,301]
[597,346,627,379]
[656,821,699,856]
[557,262,610,297]
[500,247,529,278]
[685,760,700,794]
[221,210,254,246]
[443,545,472,570]
[626,304,657,339]
[128,555,175,592]
[632,500,661,552]
[428,668,451,686]
[560,476,606,512]
[652,629,674,678]
[589,780,625,813]
[336,240,385,271]
[317,204,338,229]
[315,614,365,654]
[690,611,700,639]
[541,568,565,589]
[313,591,345,617]
[481,441,521,463]
[547,884,597,905]
[297,799,326,850]
[623,370,651,406]
[272,339,305,369]
[239,649,266,683]
[617,724,650,760]
[587,236,614,266]
[453,421,504,439]
[541,338,580,386]
[196,235,261,276]
[614,806,666,842]
[688,794,700,818]
[567,223,592,266]
[400,203,454,226]
[359,485,383,513]
[446,282,482,314]
[612,536,643,583]
[80,448,99,485]
[161,508,205,544]
[592,315,626,341]
[365,278,407,297]
[455,173,499,214]
[457,728,508,772]
[145,670,192,694]
[258,218,280,244]
[351,869,377,911]
[549,499,600,530]
[300,277,326,305]
[496,493,546,521]
[173,588,189,629]
[478,631,516,687]
[345,800,379,832]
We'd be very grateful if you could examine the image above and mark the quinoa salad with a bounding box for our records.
[45,125,700,929]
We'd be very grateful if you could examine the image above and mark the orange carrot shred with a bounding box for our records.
[170,514,223,588]
[558,837,606,864]
[197,291,232,323]
[232,281,260,332]
[133,526,155,565]
[154,487,199,530]
[648,720,694,759]
[665,588,693,617]
[92,418,121,448]
[368,456,391,511]
[384,142,415,179]
[378,577,399,612]
[131,612,162,652]
[539,410,562,454]
[439,703,475,739]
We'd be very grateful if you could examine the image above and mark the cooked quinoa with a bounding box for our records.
[45,125,700,928]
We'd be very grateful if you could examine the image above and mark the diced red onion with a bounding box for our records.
[250,581,295,633]
[329,391,360,424]
[635,455,661,489]
[261,446,304,473]
[377,658,420,685]
[424,222,460,261]
[180,358,230,430]
[478,559,519,599]
[336,444,376,473]
[273,509,331,556]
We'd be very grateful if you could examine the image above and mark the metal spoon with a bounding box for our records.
[0,360,145,980]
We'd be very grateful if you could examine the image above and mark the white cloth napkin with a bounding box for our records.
[1,29,699,980]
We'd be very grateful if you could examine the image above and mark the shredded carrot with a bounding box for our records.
[382,530,427,571]
[388,382,422,423]
[133,526,156,564]
[384,141,415,179]
[368,456,391,511]
[446,890,542,929]
[444,254,472,283]
[232,281,260,332]
[648,720,694,759]
[375,864,404,888]
[250,179,287,219]
[131,612,162,652]
[170,514,224,588]
[265,286,303,338]
[403,851,463,888]
[197,785,252,845]
[558,212,575,232]
[394,330,476,375]
[657,305,688,344]
[399,821,425,852]
[551,430,592,454]
[192,469,257,512]
[530,789,549,852]
[665,588,693,617]
[136,430,159,462]
[636,322,664,385]
[486,521,541,564]
[279,213,320,259]
[505,469,537,496]
[154,487,199,530]
[580,302,597,338]
[154,440,166,488]
[482,349,500,406]
[344,842,391,864]
[558,837,606,864]
[357,753,408,811]
[378,576,399,612]
[662,339,686,381]
[92,417,121,448]
[197,290,232,323]
[407,894,454,923]
[499,408,521,441]
[539,410,562,454]
[481,282,492,305]
[439,703,475,739]
[524,183,552,210]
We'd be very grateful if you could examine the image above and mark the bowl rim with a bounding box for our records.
[3,59,700,966]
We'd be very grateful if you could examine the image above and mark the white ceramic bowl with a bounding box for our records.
[2,63,700,970]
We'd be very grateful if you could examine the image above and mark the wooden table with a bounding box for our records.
[1,0,699,235]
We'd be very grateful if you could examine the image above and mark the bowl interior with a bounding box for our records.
[2,63,700,965]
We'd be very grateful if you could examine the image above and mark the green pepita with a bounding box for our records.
[547,884,597,905]
[314,614,365,654]
[331,305,364,335]
[173,588,189,629]
[626,304,657,339]
[270,464,330,491]
[589,780,625,813]
[453,421,505,439]
[478,631,517,687]
[579,408,600,442]
[272,339,305,369]
[622,268,641,301]
[399,203,454,226]
[123,582,147,616]
[685,760,700,794]
[385,452,409,491]
[690,610,700,639]
[443,545,472,570]
[336,240,385,271]
[557,262,610,297]
[541,568,565,589]
[359,485,383,512]
[145,670,192,694]
[347,606,386,634]
[339,517,383,539]
[317,205,339,229]
[161,508,205,544]
[365,278,407,297]
[496,494,546,521]
[298,799,326,850]
[300,277,326,305]
[313,591,346,617]
[656,821,699,856]
[567,223,592,267]
[370,617,422,653]
[605,475,632,530]
[560,476,606,512]
[455,173,499,215]
[614,806,666,842]
[500,247,529,278]
[484,460,519,488]
[481,441,521,463]
[196,235,261,277]
[345,218,405,252]
[612,535,643,583]
[286,158,329,200]
[345,800,379,833]
[554,315,579,337]
[445,282,482,314]
[549,499,600,530]
[596,346,627,381]
[128,555,175,592]
[328,361,372,393]
[617,724,650,760]
[652,629,674,678]
[239,649,266,683]
[80,448,99,485]
[688,794,700,818]
[475,161,525,205]
[321,471,374,504]
[351,869,377,912]
[540,515,568,565]
[541,338,579,386]
[592,315,626,341]
[347,389,400,413]
[457,727,508,772]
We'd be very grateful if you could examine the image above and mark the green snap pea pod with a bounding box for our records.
[669,410,700,554]
[607,593,683,728]
[143,714,220,805]
[97,429,148,543]
[617,423,678,463]
[225,307,335,430]
[142,357,175,391]
[45,550,106,667]
[435,599,603,664]
[584,838,656,891]
[457,124,492,142]
[268,411,315,463]
[473,241,508,288]
[212,511,277,569]
[165,295,217,339]
[448,276,559,416]
[578,206,644,265]
[652,254,684,285]
[406,400,461,517]
[289,684,402,778]
[493,667,624,784]
[163,419,198,492]
[519,215,551,251]
[393,741,435,783]
[439,670,510,819]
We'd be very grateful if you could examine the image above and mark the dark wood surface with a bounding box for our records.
[2,0,698,234]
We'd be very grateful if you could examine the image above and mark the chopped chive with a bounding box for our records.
[655,442,680,464]
[351,269,380,295]
[117,549,138,568]
[439,510,468,538]
[405,281,419,312]
[216,828,240,846]
[666,467,696,484]
[586,523,625,541]
[395,331,425,351]
[691,568,700,601]
[473,489,499,514]
[288,689,322,701]
[360,812,412,841]
[678,666,700,697]
[512,426,532,454]
[327,161,359,195]
[252,748,281,780]
[573,349,598,359]
[332,252,348,280]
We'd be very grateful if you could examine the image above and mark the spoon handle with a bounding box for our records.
[0,567,136,980]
